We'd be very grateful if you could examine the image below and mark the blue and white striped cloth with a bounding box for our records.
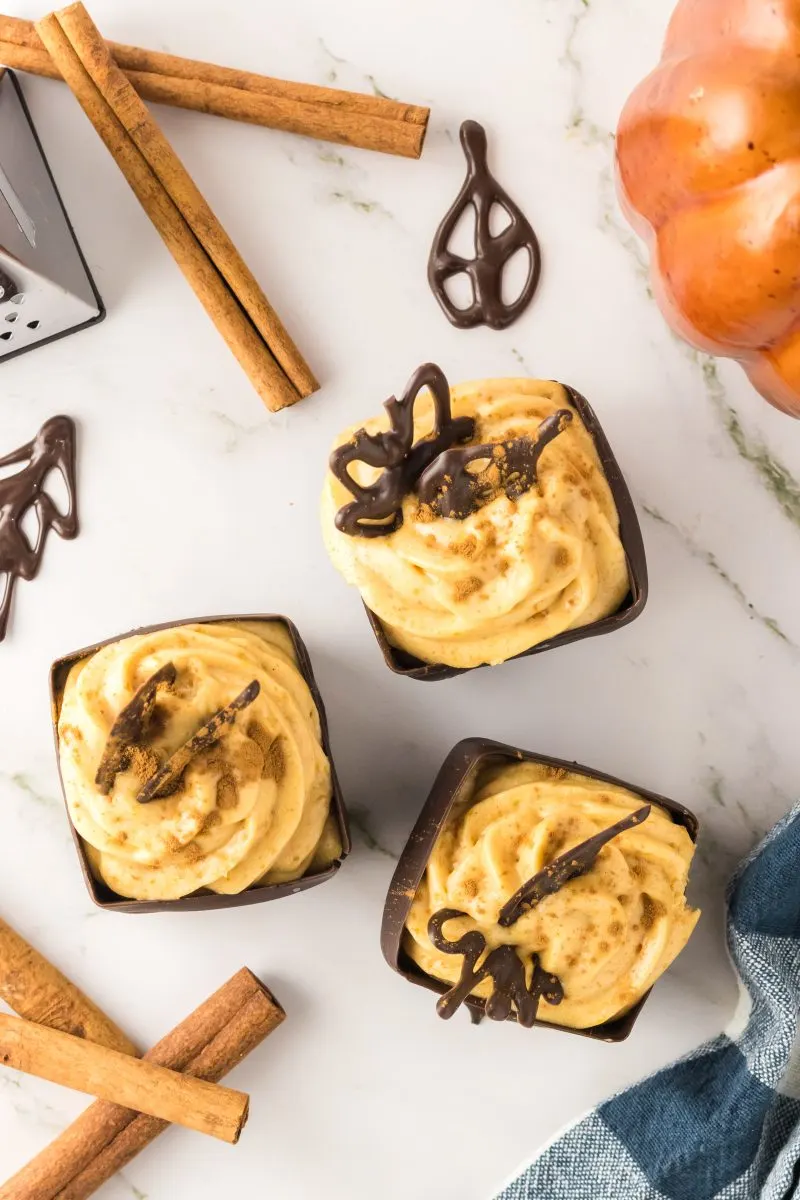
[495,802,800,1200]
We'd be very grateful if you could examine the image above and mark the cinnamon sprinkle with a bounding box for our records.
[216,774,239,810]
[453,575,483,602]
[263,738,286,783]
[413,502,437,524]
[247,721,285,781]
[454,535,478,559]
[200,810,222,834]
[128,745,160,782]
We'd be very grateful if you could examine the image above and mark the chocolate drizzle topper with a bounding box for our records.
[424,806,652,1024]
[137,679,260,803]
[417,408,573,520]
[498,805,652,927]
[330,363,474,537]
[428,909,563,1026]
[94,662,178,794]
[428,121,541,331]
[0,416,78,643]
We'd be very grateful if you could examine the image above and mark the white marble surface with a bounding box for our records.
[1,0,800,1196]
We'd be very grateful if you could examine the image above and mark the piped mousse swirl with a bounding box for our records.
[57,621,336,901]
[405,762,699,1029]
[322,378,629,668]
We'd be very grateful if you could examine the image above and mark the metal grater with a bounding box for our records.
[0,68,103,362]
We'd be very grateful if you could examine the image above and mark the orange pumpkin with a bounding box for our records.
[616,0,800,416]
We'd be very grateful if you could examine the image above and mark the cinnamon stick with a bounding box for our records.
[57,1,315,400]
[0,1011,249,1143]
[0,916,135,1056]
[0,13,429,158]
[0,968,285,1200]
[36,5,316,413]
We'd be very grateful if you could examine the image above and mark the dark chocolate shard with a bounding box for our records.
[330,363,474,537]
[0,415,78,643]
[428,909,563,1027]
[95,662,178,794]
[417,408,573,520]
[498,805,652,927]
[428,120,541,331]
[137,679,260,804]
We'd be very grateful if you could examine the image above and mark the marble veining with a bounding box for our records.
[1,0,799,1197]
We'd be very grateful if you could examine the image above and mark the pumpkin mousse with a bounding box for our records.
[404,761,699,1029]
[57,621,337,901]
[322,377,629,669]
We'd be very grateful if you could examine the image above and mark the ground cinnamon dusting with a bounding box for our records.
[248,722,285,781]
[246,720,271,756]
[413,503,436,524]
[454,535,478,559]
[453,576,483,602]
[216,774,239,810]
[128,745,160,782]
[237,738,265,779]
[554,547,571,568]
[641,895,661,929]
[263,738,286,783]
[480,525,497,550]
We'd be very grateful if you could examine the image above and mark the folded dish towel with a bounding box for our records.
[494,802,800,1200]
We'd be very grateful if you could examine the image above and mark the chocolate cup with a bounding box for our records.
[365,385,648,680]
[50,613,351,914]
[381,738,698,1041]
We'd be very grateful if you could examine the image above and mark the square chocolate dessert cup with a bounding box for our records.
[381,738,698,1041]
[49,613,351,914]
[367,386,648,681]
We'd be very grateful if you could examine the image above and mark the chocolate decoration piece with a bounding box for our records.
[428,909,563,1027]
[417,408,573,520]
[365,386,649,682]
[428,120,541,331]
[0,415,79,643]
[330,363,474,537]
[498,805,652,928]
[382,739,698,1040]
[94,662,178,794]
[137,679,261,803]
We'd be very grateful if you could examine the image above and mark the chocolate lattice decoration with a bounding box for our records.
[330,363,474,537]
[428,121,541,331]
[0,416,78,643]
[417,408,573,520]
[428,909,563,1026]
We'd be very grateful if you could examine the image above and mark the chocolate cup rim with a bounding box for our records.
[380,737,699,1041]
[363,384,649,680]
[49,612,352,914]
